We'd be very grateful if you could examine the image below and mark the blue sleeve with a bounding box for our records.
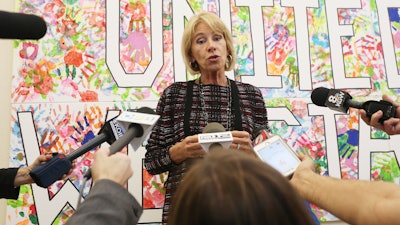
[304,200,320,225]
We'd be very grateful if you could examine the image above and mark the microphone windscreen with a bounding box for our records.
[202,122,225,133]
[311,87,329,107]
[0,11,47,40]
[135,106,156,114]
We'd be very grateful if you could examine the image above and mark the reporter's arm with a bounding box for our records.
[1,154,52,199]
[65,179,142,225]
[291,155,400,225]
[66,147,142,225]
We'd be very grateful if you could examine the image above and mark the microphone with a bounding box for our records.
[198,122,233,151]
[84,107,159,179]
[114,106,160,151]
[311,87,396,123]
[29,107,159,188]
[0,11,47,40]
[29,115,125,188]
[252,127,271,146]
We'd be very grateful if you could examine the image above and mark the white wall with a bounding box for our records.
[0,1,14,225]
[0,1,349,225]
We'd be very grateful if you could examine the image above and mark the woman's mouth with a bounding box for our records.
[208,55,219,61]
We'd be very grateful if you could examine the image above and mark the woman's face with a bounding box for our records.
[190,22,228,75]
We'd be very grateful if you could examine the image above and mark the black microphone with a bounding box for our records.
[311,87,396,123]
[199,122,232,152]
[0,11,47,40]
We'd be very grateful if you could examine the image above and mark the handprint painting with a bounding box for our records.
[11,104,104,195]
[5,0,400,224]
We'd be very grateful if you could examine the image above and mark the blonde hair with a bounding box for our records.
[181,11,236,75]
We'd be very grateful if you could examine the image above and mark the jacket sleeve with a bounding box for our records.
[144,84,180,175]
[66,179,143,225]
[0,168,20,199]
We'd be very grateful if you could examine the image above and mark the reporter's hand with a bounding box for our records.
[14,154,75,187]
[294,153,315,172]
[91,147,133,186]
[290,154,315,185]
[14,154,52,186]
[289,153,318,199]
[359,95,400,135]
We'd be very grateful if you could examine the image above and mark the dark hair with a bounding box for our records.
[168,149,315,225]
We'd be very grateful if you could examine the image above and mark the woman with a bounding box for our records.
[144,11,269,224]
[168,149,315,225]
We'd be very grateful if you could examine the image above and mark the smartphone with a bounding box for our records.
[253,135,300,177]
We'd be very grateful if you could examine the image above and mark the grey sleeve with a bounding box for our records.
[66,179,143,225]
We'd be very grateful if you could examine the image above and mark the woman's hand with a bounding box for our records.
[230,130,255,156]
[169,135,206,164]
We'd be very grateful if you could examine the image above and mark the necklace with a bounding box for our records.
[198,76,232,130]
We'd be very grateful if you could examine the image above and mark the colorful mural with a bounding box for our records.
[5,0,400,224]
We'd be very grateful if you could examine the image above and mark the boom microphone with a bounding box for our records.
[311,87,396,123]
[198,122,233,151]
[0,11,47,39]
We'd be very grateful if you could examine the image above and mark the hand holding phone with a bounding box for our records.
[253,135,300,177]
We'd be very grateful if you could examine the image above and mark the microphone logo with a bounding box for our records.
[323,89,351,113]
[110,119,125,138]
[327,91,346,107]
[198,132,232,142]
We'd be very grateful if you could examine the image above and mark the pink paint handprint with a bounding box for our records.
[121,31,151,66]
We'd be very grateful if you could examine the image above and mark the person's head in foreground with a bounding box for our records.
[168,149,314,225]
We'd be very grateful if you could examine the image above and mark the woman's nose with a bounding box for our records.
[207,45,216,52]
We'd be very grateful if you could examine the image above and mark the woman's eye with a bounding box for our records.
[214,35,222,41]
